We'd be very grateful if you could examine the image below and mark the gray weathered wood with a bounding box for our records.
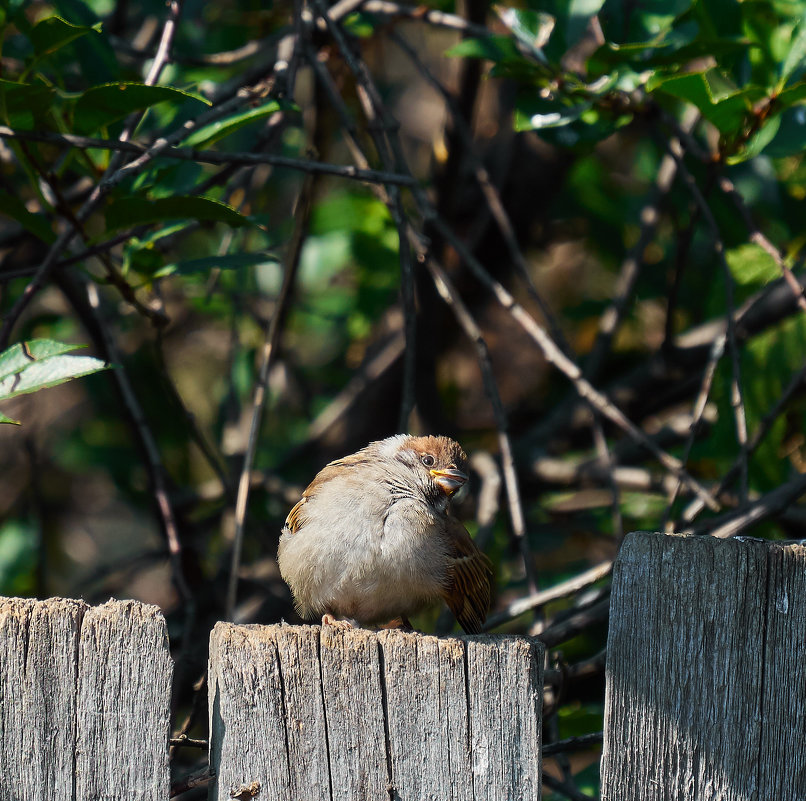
[208,623,543,801]
[0,597,86,801]
[76,599,173,800]
[0,596,173,801]
[601,532,806,801]
[758,541,806,798]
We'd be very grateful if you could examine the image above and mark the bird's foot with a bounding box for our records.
[321,613,353,630]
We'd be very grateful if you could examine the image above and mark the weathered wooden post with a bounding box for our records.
[601,531,806,800]
[208,623,544,800]
[0,597,173,801]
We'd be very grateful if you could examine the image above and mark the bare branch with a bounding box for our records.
[426,256,539,594]
[227,177,314,622]
[485,560,613,630]
[692,471,806,539]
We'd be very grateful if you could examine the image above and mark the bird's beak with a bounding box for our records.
[430,468,468,496]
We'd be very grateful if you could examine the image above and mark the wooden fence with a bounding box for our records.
[0,531,804,799]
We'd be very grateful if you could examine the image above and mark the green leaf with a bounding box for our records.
[0,79,57,129]
[29,15,101,56]
[566,0,606,47]
[0,350,107,404]
[648,69,764,132]
[762,106,806,157]
[725,243,779,286]
[0,192,55,243]
[181,100,283,147]
[154,252,277,278]
[599,0,693,46]
[778,81,806,107]
[446,35,525,63]
[105,195,252,231]
[494,6,553,61]
[727,113,781,163]
[0,339,82,382]
[515,97,592,131]
[73,83,210,135]
[780,14,806,85]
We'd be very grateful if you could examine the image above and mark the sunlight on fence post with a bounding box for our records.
[208,623,543,801]
[602,531,806,800]
[0,596,172,801]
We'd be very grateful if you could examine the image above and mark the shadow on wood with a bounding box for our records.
[208,624,544,801]
[601,531,806,800]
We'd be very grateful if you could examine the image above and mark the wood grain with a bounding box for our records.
[0,596,172,801]
[208,623,544,801]
[601,532,806,801]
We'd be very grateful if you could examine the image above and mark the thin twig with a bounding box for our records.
[533,597,610,646]
[542,732,603,757]
[660,137,750,503]
[469,450,502,552]
[347,0,493,36]
[55,272,196,707]
[681,359,806,525]
[389,30,571,353]
[591,413,623,540]
[718,175,806,312]
[226,177,313,621]
[0,128,418,187]
[692,470,806,539]
[0,82,270,350]
[485,560,613,630]
[425,213,720,512]
[12,139,169,326]
[425,256,540,595]
[661,333,726,527]
[170,765,213,798]
[309,1,418,431]
[583,108,698,383]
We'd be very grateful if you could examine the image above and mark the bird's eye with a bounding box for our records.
[421,454,435,467]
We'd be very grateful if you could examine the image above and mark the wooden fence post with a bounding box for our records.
[601,531,806,800]
[0,596,173,801]
[208,623,543,801]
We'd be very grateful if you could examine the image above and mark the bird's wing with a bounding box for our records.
[441,516,493,634]
[283,451,372,535]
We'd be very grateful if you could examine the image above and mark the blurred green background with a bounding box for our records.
[3,0,806,795]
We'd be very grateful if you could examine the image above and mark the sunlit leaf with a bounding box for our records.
[781,14,806,84]
[0,339,82,381]
[648,69,765,132]
[0,340,108,417]
[725,243,780,285]
[181,100,283,147]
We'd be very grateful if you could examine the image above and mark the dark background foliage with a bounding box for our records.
[2,0,806,796]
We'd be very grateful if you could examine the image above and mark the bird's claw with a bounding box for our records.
[321,613,353,630]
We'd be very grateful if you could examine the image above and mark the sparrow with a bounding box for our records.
[278,434,492,633]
